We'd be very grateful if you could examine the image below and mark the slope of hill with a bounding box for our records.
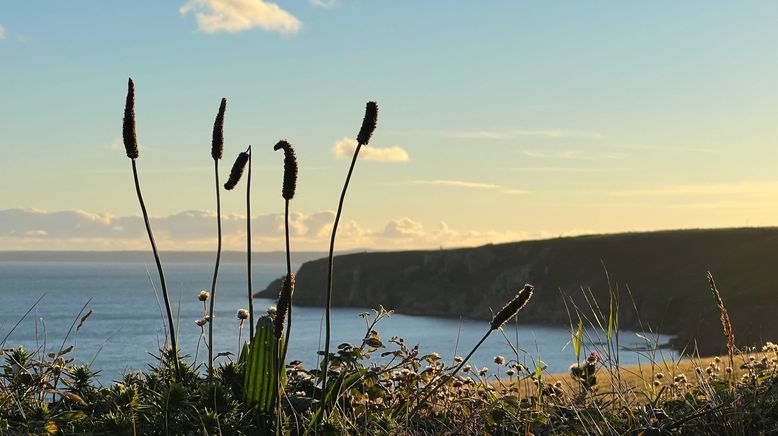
[258,227,778,354]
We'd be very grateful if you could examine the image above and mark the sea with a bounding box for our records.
[0,261,678,381]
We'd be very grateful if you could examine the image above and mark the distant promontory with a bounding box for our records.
[258,227,778,355]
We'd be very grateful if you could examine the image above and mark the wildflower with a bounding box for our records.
[714,356,721,363]
[725,367,733,374]
[554,380,563,389]
[506,369,515,377]
[267,305,277,317]
[655,372,664,379]
[587,351,602,364]
[479,367,489,377]
[462,364,472,373]
[494,355,505,365]
[653,380,661,387]
[204,314,212,322]
[195,319,207,327]
[452,380,463,388]
[454,356,464,363]
[236,308,249,320]
[198,290,209,302]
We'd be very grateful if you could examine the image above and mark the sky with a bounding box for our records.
[1,1,778,252]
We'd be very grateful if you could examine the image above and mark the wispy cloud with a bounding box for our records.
[618,144,718,154]
[428,128,603,140]
[609,181,778,198]
[410,180,528,195]
[0,208,554,251]
[0,25,5,40]
[519,150,628,160]
[333,137,409,162]
[180,0,301,34]
[310,0,338,7]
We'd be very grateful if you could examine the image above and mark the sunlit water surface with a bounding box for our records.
[0,262,677,381]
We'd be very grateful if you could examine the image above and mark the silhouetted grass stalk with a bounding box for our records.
[321,102,378,407]
[123,78,180,376]
[208,98,227,378]
[224,148,252,338]
[409,284,534,419]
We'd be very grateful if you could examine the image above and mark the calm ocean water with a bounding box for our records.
[0,261,677,380]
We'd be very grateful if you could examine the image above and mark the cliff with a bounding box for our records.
[258,227,778,354]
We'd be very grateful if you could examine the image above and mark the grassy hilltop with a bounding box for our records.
[260,226,778,354]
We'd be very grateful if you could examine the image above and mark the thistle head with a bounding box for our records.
[273,273,295,338]
[198,290,210,302]
[122,78,139,159]
[490,284,534,331]
[273,140,298,200]
[211,98,227,160]
[224,149,250,190]
[236,308,249,321]
[356,101,378,146]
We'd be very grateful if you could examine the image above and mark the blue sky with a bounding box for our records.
[1,1,778,251]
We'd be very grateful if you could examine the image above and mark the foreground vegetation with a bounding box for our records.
[2,305,778,435]
[2,80,777,434]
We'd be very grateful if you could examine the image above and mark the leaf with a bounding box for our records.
[44,421,58,434]
[60,391,87,406]
[363,338,384,349]
[54,410,87,422]
[572,319,583,363]
[243,316,283,414]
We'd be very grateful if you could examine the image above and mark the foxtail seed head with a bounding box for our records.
[122,78,139,159]
[224,150,250,190]
[490,284,534,331]
[274,273,295,338]
[356,101,378,146]
[273,140,298,200]
[211,98,227,160]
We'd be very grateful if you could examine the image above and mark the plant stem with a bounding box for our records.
[320,142,363,409]
[409,329,492,419]
[131,159,179,376]
[208,159,223,378]
[246,147,254,340]
[281,199,293,363]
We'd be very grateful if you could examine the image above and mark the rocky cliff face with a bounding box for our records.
[258,228,778,354]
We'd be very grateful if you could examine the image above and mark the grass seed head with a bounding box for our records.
[211,98,226,160]
[122,78,139,159]
[490,284,534,330]
[274,273,295,338]
[273,140,298,200]
[224,150,249,190]
[357,101,378,146]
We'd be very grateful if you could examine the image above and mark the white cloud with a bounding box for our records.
[410,180,528,195]
[180,0,301,34]
[333,137,409,162]
[0,208,555,251]
[0,25,5,40]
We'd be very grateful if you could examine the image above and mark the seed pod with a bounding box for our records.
[123,78,139,159]
[490,284,534,331]
[273,140,298,200]
[224,150,250,190]
[211,98,226,160]
[274,273,295,338]
[356,101,378,146]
